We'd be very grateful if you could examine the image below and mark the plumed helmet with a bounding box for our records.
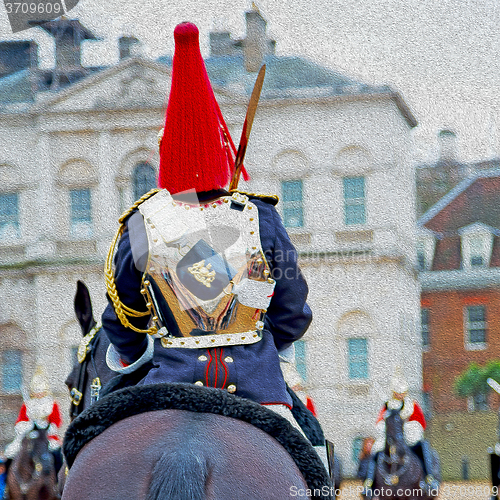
[29,365,50,398]
[390,366,409,395]
[158,22,248,194]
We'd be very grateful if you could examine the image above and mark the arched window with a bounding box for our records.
[133,162,156,201]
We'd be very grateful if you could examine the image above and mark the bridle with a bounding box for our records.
[11,428,53,498]
[69,324,102,419]
[377,444,410,486]
[378,410,410,487]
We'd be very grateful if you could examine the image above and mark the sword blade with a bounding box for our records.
[228,64,266,192]
[488,378,500,394]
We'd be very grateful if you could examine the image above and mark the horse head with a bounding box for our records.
[27,425,53,476]
[65,281,112,420]
[8,423,59,500]
[384,408,407,452]
[372,408,428,497]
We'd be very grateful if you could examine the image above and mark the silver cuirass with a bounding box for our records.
[138,190,275,349]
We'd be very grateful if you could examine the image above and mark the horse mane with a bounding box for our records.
[146,447,208,500]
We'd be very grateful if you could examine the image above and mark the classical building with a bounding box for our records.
[0,8,420,475]
[418,169,500,479]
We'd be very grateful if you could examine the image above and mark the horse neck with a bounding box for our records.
[13,442,34,481]
[385,418,408,456]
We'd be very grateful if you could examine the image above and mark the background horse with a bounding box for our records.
[65,281,114,420]
[6,425,58,500]
[66,281,153,420]
[368,409,434,500]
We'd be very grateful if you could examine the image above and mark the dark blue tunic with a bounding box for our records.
[102,193,312,407]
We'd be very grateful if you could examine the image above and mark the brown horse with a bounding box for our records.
[61,282,332,499]
[62,407,317,500]
[366,409,435,500]
[6,425,58,500]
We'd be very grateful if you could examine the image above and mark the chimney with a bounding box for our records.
[243,6,268,72]
[39,19,97,70]
[209,31,238,56]
[119,36,139,60]
[438,129,457,163]
[0,41,38,78]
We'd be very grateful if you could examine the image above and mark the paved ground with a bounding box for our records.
[336,480,496,499]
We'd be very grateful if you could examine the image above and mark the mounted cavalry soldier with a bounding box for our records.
[363,367,439,494]
[5,366,62,460]
[4,365,63,481]
[101,22,329,470]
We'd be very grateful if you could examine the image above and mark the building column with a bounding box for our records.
[96,129,119,258]
[26,131,57,260]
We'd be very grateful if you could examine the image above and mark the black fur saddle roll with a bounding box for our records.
[63,383,330,493]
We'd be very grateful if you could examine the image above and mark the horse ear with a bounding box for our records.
[75,280,96,336]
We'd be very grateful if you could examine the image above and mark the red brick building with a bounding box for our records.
[418,169,500,479]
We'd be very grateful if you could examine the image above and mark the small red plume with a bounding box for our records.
[158,22,248,194]
[306,396,317,417]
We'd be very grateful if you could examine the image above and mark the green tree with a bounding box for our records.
[455,361,500,398]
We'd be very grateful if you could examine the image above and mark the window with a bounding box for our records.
[2,350,22,392]
[417,240,427,271]
[295,340,307,382]
[70,188,92,237]
[421,308,430,348]
[281,180,304,228]
[343,177,366,225]
[352,436,364,464]
[348,338,368,379]
[416,232,436,271]
[465,305,486,345]
[459,224,494,269]
[0,192,20,239]
[133,162,156,201]
[469,236,485,266]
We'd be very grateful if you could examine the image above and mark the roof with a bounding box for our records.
[34,19,98,40]
[157,53,417,126]
[159,53,387,98]
[0,69,35,103]
[419,169,500,228]
[0,66,105,108]
[418,169,500,271]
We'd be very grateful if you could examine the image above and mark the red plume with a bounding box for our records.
[158,22,248,194]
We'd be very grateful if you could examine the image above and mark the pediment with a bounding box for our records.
[35,58,235,113]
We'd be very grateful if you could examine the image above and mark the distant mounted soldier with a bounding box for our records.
[4,365,63,476]
[363,367,440,494]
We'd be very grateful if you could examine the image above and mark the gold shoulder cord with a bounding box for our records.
[105,189,160,335]
[229,189,279,205]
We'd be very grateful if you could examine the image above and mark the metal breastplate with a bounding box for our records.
[138,190,275,349]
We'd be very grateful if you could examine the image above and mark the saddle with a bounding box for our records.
[63,383,330,493]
